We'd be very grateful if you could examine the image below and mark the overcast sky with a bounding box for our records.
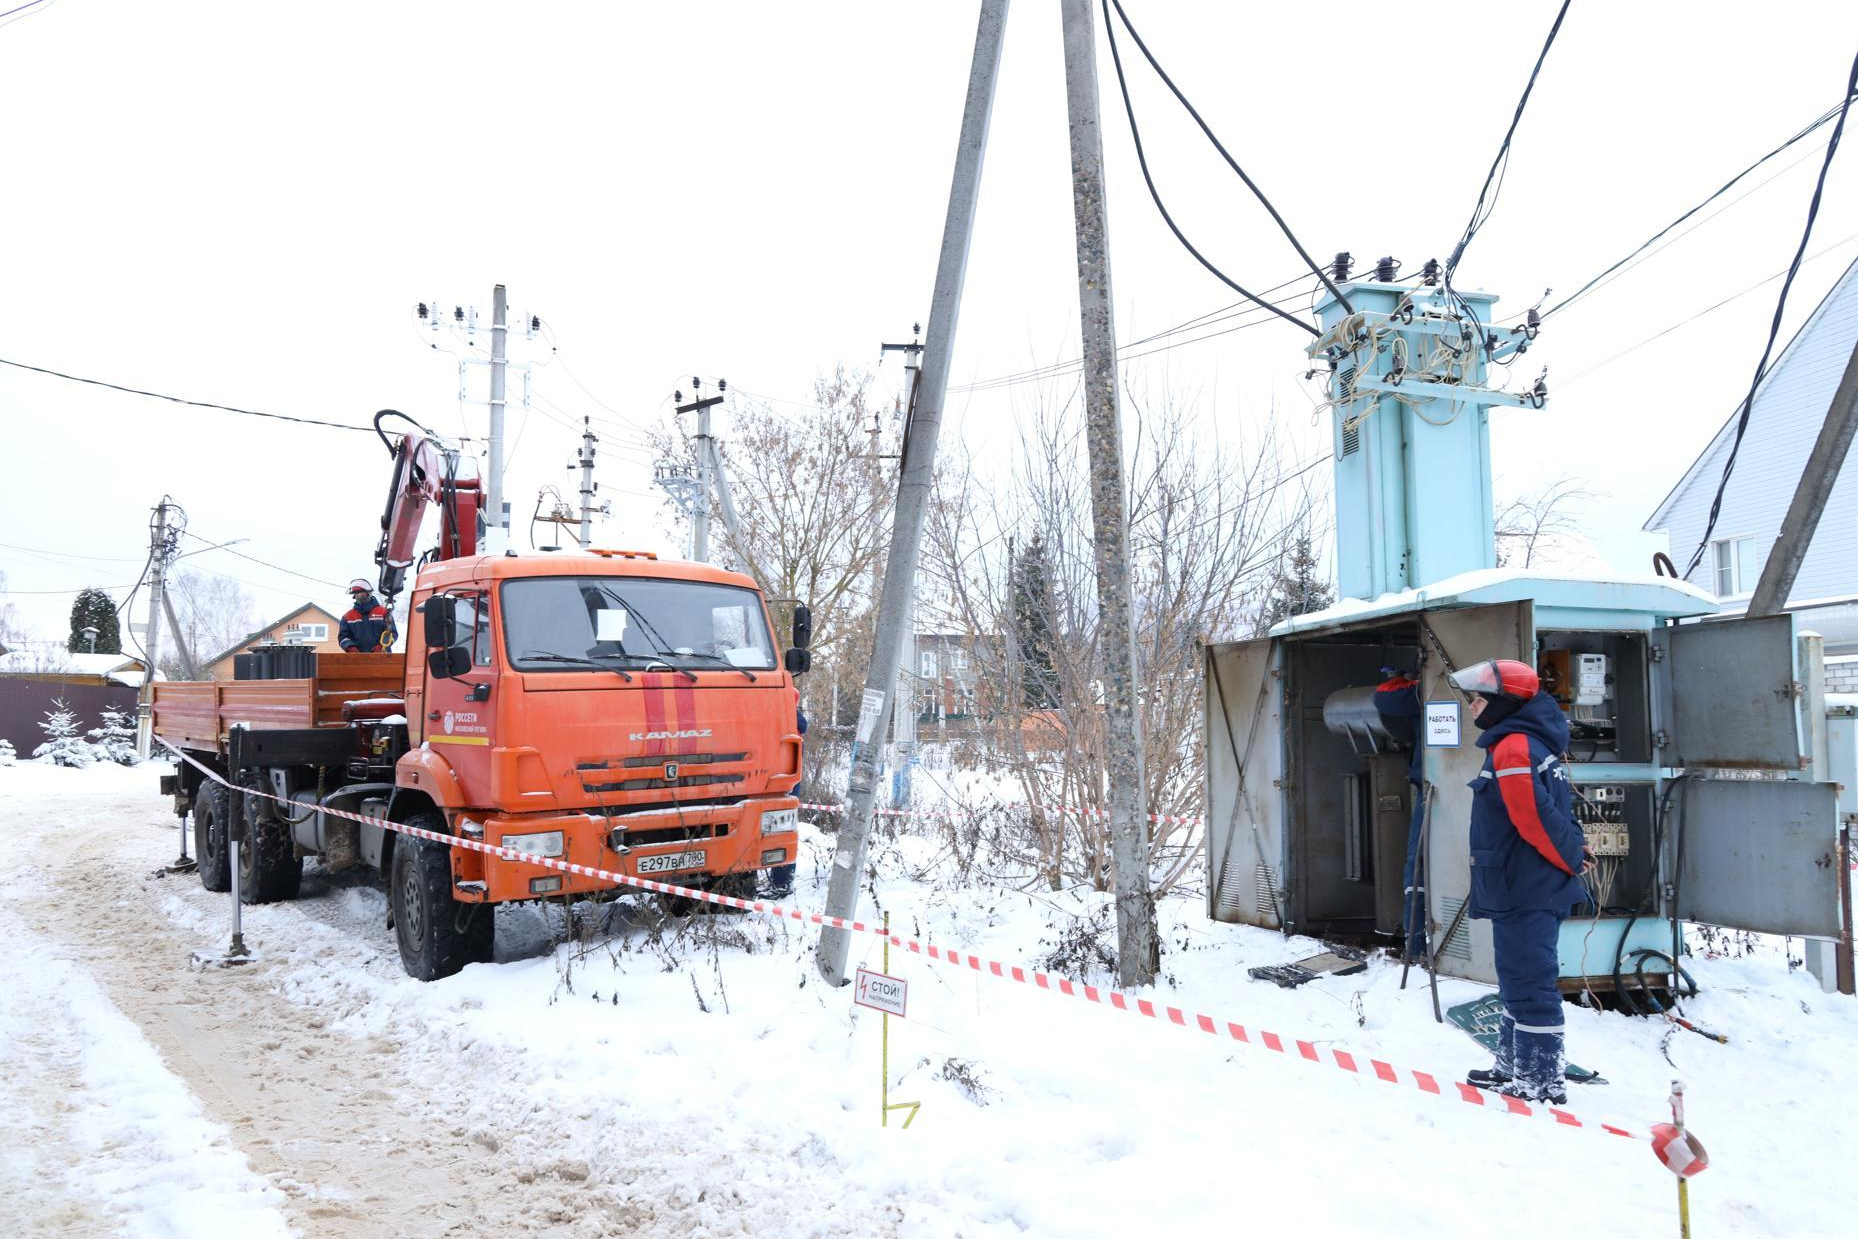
[3,0,1856,645]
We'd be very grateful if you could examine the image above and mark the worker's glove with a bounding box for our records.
[1579,844,1596,876]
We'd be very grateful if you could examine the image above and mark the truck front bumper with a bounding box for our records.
[453,798,801,903]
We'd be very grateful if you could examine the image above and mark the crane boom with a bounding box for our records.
[371,411,481,606]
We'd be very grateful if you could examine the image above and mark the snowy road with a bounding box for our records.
[4,760,1856,1238]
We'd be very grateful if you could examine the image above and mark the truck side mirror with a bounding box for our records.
[792,602,812,651]
[428,645,471,680]
[784,647,812,676]
[421,596,457,649]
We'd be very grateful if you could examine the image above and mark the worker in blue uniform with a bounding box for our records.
[1370,670,1426,956]
[1449,657,1593,1106]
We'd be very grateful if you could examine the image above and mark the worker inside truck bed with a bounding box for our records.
[340,578,398,653]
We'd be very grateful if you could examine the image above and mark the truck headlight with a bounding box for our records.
[760,807,798,836]
[501,830,564,858]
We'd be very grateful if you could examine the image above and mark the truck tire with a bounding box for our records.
[238,775,302,904]
[391,817,493,981]
[194,783,231,893]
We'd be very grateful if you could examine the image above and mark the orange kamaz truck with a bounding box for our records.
[154,411,809,979]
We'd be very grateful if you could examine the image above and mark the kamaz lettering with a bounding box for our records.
[630,728,714,742]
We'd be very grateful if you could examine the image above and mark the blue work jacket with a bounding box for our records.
[1466,692,1585,917]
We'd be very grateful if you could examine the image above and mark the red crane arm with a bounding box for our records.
[372,430,481,605]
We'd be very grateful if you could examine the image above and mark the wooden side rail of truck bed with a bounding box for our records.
[152,652,404,753]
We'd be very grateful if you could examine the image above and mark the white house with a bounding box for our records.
[1645,255,1858,682]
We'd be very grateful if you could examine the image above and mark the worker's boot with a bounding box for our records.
[1494,1026,1567,1106]
[1465,1014,1515,1090]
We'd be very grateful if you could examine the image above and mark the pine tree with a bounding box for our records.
[87,707,139,766]
[67,588,123,655]
[0,738,16,767]
[1010,535,1060,710]
[33,698,97,768]
[1262,536,1335,629]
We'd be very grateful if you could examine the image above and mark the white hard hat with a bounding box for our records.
[348,578,373,592]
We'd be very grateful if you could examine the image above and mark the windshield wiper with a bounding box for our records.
[517,651,634,682]
[669,652,760,682]
[636,652,700,683]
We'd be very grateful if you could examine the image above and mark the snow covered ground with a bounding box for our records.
[1,757,1854,1237]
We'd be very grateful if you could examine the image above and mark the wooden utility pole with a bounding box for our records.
[1060,0,1156,985]
[816,0,1011,988]
[1746,336,1858,618]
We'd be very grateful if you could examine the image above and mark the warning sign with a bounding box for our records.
[1425,700,1461,747]
[854,967,908,1018]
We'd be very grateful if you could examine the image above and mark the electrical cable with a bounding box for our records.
[1545,95,1857,320]
[0,357,377,434]
[179,532,344,590]
[1099,7,1319,338]
[1446,0,1571,286]
[1683,43,1858,582]
[1101,0,1352,314]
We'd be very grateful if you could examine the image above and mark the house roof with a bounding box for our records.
[0,647,155,685]
[201,602,342,670]
[1644,253,1858,533]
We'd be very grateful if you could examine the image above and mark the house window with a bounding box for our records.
[1711,536,1763,598]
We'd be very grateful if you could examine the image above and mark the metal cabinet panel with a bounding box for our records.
[1676,778,1840,938]
[1414,600,1533,985]
[1651,615,1804,770]
[1205,638,1284,928]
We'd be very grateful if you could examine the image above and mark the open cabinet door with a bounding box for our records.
[1650,614,1804,770]
[1413,600,1533,982]
[1205,637,1284,929]
[1676,779,1841,938]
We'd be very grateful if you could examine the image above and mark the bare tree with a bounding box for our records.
[1494,475,1596,569]
[161,570,260,678]
[922,387,1315,898]
[654,368,895,779]
[0,571,29,650]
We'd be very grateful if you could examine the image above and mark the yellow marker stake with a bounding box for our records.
[881,913,921,1129]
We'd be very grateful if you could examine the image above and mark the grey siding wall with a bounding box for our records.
[1647,258,1858,606]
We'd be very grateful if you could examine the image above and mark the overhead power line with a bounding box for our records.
[0,356,377,434]
[1099,5,1319,338]
[1684,44,1858,581]
[1546,94,1858,320]
[1102,0,1352,315]
[1445,0,1572,287]
[179,531,345,590]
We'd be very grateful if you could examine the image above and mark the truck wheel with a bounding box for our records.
[238,776,302,904]
[194,783,231,893]
[391,817,493,981]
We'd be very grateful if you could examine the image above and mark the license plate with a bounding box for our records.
[761,807,798,835]
[636,849,707,875]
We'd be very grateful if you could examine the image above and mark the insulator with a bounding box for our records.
[416,302,429,319]
[453,306,464,322]
[1331,251,1353,283]
[1374,256,1401,282]
[1420,259,1441,286]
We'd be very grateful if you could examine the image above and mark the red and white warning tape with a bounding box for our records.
[161,740,1644,1143]
[800,801,1206,828]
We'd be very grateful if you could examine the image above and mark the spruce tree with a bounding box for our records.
[34,699,97,768]
[67,588,122,655]
[1010,535,1060,710]
[87,707,139,765]
[1262,536,1335,629]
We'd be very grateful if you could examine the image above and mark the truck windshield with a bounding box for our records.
[501,576,777,673]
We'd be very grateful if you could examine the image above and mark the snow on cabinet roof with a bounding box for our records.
[1264,566,1718,637]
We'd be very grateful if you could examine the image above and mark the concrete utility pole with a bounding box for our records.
[881,330,925,810]
[1747,336,1858,618]
[576,416,598,548]
[136,496,177,758]
[816,0,1010,987]
[487,283,509,543]
[160,590,199,680]
[672,382,725,563]
[1060,0,1156,985]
